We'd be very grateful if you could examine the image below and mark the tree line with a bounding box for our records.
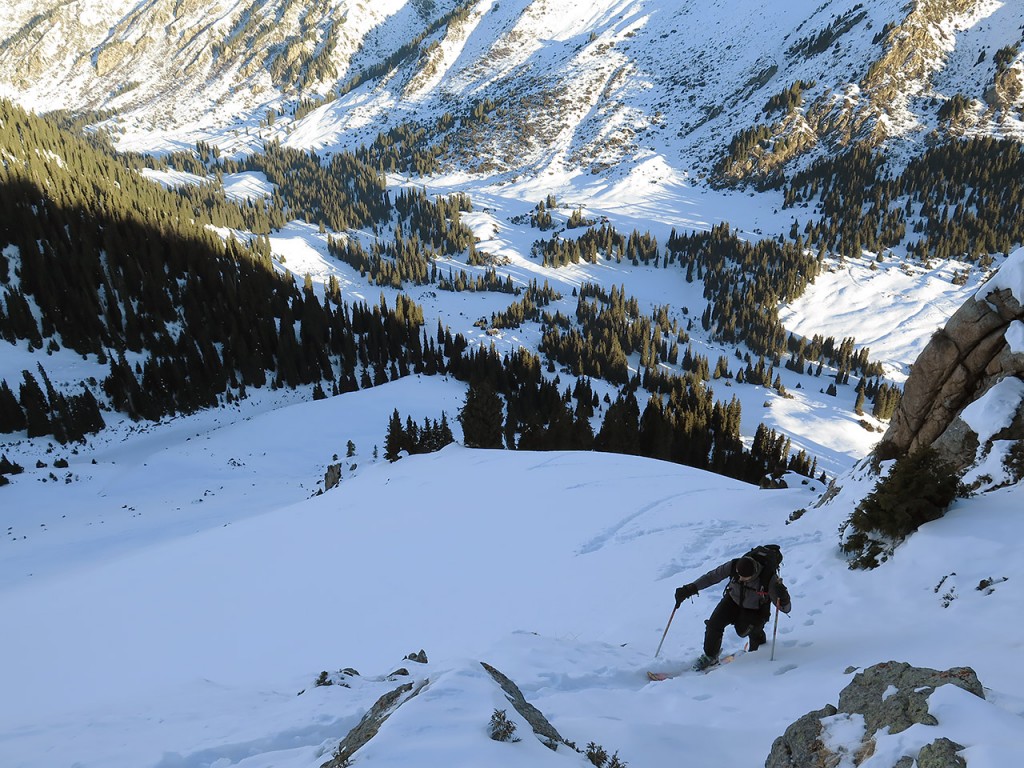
[384,353,821,487]
[785,138,1024,264]
[1,98,862,488]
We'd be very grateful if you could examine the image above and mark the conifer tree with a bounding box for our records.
[0,380,26,433]
[458,381,504,449]
[594,392,640,455]
[384,408,407,462]
[18,371,50,438]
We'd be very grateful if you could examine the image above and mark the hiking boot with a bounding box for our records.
[749,628,767,651]
[693,653,719,672]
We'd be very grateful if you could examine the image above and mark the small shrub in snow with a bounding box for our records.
[489,709,520,742]
[584,741,628,767]
[841,448,962,568]
[1003,440,1024,484]
[585,742,608,766]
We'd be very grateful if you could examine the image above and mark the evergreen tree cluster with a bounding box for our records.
[327,234,514,294]
[437,266,517,294]
[384,408,455,461]
[490,281,562,330]
[393,188,474,255]
[869,380,901,420]
[355,116,453,176]
[666,223,820,358]
[566,208,596,229]
[785,138,1024,262]
[0,100,468,438]
[531,196,557,231]
[532,223,658,268]
[539,284,651,385]
[223,141,390,232]
[266,0,338,92]
[592,384,814,486]
[332,0,476,101]
[784,333,884,381]
[528,211,888,386]
[785,6,868,59]
[2,366,105,444]
[434,338,820,487]
[763,80,816,115]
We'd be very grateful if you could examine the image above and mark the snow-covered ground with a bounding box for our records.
[0,201,1020,767]
[2,1,1023,763]
[1,374,1022,768]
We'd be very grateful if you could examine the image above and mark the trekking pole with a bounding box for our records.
[654,605,678,658]
[769,600,781,661]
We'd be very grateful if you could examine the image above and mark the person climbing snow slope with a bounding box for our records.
[674,545,792,670]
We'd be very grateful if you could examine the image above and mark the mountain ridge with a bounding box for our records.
[2,0,1022,182]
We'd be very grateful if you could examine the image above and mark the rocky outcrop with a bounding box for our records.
[324,462,342,491]
[481,661,566,749]
[766,661,982,768]
[319,658,566,766]
[875,249,1024,483]
[320,681,421,768]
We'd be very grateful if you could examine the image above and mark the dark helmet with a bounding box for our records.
[736,556,758,579]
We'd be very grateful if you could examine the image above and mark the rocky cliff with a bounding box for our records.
[875,247,1024,490]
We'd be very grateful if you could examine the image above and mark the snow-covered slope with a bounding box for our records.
[2,0,1022,178]
[2,4,1024,762]
[0,382,1021,767]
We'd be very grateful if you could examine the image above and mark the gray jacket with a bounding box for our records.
[690,558,792,613]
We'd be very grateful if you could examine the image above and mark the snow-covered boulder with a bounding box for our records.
[766,661,985,768]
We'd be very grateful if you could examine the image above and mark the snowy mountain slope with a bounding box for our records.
[108,160,979,480]
[0,391,1021,767]
[2,0,1022,179]
[0,0,450,143]
[2,1,1024,763]
[1,136,996,485]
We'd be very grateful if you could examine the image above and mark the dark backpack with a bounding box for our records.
[737,544,783,590]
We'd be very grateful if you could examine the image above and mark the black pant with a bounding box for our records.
[703,596,770,657]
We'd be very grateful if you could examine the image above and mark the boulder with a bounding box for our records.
[766,661,981,768]
[324,463,342,491]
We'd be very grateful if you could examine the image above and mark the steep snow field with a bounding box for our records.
[1,378,1022,767]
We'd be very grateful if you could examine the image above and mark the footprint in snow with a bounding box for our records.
[774,664,798,676]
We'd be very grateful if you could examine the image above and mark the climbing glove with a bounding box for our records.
[674,584,697,607]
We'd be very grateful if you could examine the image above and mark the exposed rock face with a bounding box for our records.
[875,249,1024,482]
[480,661,566,749]
[320,659,566,766]
[320,681,420,768]
[766,661,982,768]
[324,463,342,491]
